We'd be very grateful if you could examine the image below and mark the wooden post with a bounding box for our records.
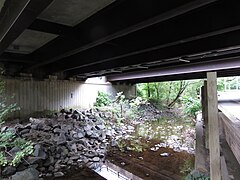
[195,113,207,172]
[207,72,221,180]
[201,80,209,149]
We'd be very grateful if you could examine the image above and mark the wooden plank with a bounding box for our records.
[219,113,240,164]
[195,113,208,172]
[207,72,221,180]
[220,156,230,180]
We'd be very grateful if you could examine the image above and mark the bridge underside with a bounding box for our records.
[1,0,240,82]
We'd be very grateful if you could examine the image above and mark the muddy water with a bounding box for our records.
[134,119,195,153]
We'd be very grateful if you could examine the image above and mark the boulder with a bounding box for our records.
[92,157,100,162]
[2,166,16,176]
[54,171,64,177]
[56,133,67,145]
[96,124,105,130]
[43,156,54,167]
[33,144,47,160]
[11,168,39,180]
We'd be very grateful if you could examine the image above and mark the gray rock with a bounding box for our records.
[26,157,42,165]
[111,139,117,147]
[48,166,54,171]
[85,151,97,158]
[43,156,54,166]
[69,156,79,160]
[67,159,73,165]
[86,131,93,137]
[60,147,69,157]
[96,124,105,130]
[31,124,38,130]
[57,132,66,145]
[46,173,52,177]
[106,130,112,136]
[92,157,100,162]
[17,164,27,171]
[1,126,8,133]
[11,168,39,180]
[43,126,52,131]
[84,125,92,131]
[2,166,16,176]
[38,167,45,172]
[33,144,47,160]
[77,132,85,139]
[9,147,21,155]
[127,125,134,130]
[53,128,61,134]
[20,129,30,135]
[54,172,64,177]
[70,143,77,152]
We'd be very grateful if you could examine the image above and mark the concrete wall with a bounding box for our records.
[3,76,136,118]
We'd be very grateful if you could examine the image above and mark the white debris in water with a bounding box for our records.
[150,147,159,151]
[160,153,170,157]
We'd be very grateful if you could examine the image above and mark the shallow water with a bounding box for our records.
[131,118,195,153]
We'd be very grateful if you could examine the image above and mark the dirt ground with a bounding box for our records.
[107,139,194,180]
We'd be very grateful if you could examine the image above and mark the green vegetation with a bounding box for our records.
[94,91,111,107]
[185,170,210,180]
[0,70,34,167]
[137,80,202,117]
[180,157,194,177]
[181,96,201,118]
[94,91,146,123]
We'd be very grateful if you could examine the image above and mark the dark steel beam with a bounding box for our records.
[62,25,240,73]
[0,0,54,55]
[120,68,240,83]
[65,27,240,76]
[0,52,33,64]
[29,19,73,36]
[107,56,240,82]
[46,0,240,73]
[28,0,218,70]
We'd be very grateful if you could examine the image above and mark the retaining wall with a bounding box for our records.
[3,76,136,118]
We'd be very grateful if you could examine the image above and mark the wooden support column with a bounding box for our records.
[195,113,207,172]
[203,80,209,149]
[207,72,221,179]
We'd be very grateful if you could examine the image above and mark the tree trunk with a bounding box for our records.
[154,82,160,100]
[147,83,151,98]
[168,81,188,108]
[167,82,173,104]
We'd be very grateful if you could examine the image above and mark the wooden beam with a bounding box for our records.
[0,0,54,55]
[28,0,219,69]
[207,72,221,179]
[220,156,230,180]
[195,113,207,172]
[219,111,240,165]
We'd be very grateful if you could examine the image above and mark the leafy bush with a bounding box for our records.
[181,96,201,118]
[180,158,194,176]
[0,131,34,166]
[185,170,210,180]
[94,91,111,107]
[0,71,33,168]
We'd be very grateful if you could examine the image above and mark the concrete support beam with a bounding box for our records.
[207,72,221,179]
